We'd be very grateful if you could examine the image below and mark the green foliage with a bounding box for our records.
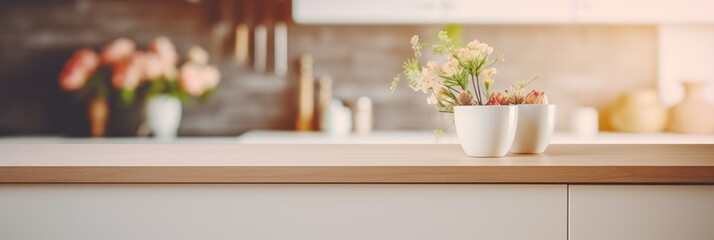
[392,30,504,112]
[143,78,197,106]
[390,75,401,93]
[505,77,537,104]
[392,57,424,93]
[441,69,469,91]
[432,31,455,55]
[443,24,464,47]
[120,89,135,105]
[73,67,110,100]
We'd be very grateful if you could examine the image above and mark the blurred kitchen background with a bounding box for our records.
[1,0,713,140]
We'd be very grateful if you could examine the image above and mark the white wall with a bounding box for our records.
[658,25,714,106]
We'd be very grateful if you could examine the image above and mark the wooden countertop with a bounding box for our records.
[0,144,713,183]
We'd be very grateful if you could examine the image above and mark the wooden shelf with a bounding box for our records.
[1,144,712,183]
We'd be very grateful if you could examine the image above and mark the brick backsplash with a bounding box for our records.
[0,0,657,136]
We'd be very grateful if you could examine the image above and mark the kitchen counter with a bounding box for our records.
[236,130,714,144]
[2,143,713,240]
[3,131,714,144]
[1,144,712,183]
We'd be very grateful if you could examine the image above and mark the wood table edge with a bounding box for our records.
[1,166,713,184]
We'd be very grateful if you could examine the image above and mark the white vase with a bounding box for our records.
[146,94,182,140]
[454,105,518,157]
[510,104,556,154]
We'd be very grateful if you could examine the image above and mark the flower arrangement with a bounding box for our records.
[391,31,548,113]
[59,36,221,104]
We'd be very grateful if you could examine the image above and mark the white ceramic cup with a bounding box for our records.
[454,105,518,157]
[510,104,556,154]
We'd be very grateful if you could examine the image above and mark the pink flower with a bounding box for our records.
[101,38,136,65]
[419,61,442,93]
[179,63,221,97]
[149,37,178,78]
[486,92,509,105]
[59,48,99,91]
[141,52,164,80]
[112,53,143,90]
[186,46,209,64]
[179,63,204,96]
[524,90,548,104]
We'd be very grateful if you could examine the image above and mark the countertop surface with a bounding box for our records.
[236,130,714,144]
[3,130,714,144]
[1,144,713,183]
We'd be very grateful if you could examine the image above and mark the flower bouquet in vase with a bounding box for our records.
[59,37,148,137]
[497,80,556,154]
[59,48,105,137]
[59,37,220,139]
[140,37,220,139]
[392,31,554,157]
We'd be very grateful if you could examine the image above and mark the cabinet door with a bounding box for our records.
[0,184,567,240]
[576,0,714,23]
[442,0,573,24]
[569,185,714,240]
[293,0,440,24]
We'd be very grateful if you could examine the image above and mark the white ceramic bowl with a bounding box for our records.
[510,104,556,154]
[454,105,518,157]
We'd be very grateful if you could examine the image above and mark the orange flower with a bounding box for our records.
[101,38,136,65]
[524,90,548,104]
[59,48,99,91]
[486,92,509,105]
[457,91,473,105]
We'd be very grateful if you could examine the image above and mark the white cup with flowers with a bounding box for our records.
[495,79,556,154]
[392,31,517,157]
[392,31,554,157]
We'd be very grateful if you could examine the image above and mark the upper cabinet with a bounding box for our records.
[441,0,573,24]
[575,0,714,23]
[293,0,714,24]
[293,0,441,24]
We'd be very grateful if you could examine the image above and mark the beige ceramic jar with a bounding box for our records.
[668,81,714,134]
[609,89,668,133]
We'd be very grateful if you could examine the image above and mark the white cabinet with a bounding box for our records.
[442,0,573,24]
[294,0,714,24]
[569,185,714,240]
[6,183,713,240]
[294,0,572,24]
[0,184,567,240]
[293,0,441,24]
[575,0,714,23]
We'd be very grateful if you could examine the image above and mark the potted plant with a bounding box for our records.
[392,31,553,157]
[59,37,220,139]
[59,37,142,137]
[142,37,220,139]
[493,80,556,154]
